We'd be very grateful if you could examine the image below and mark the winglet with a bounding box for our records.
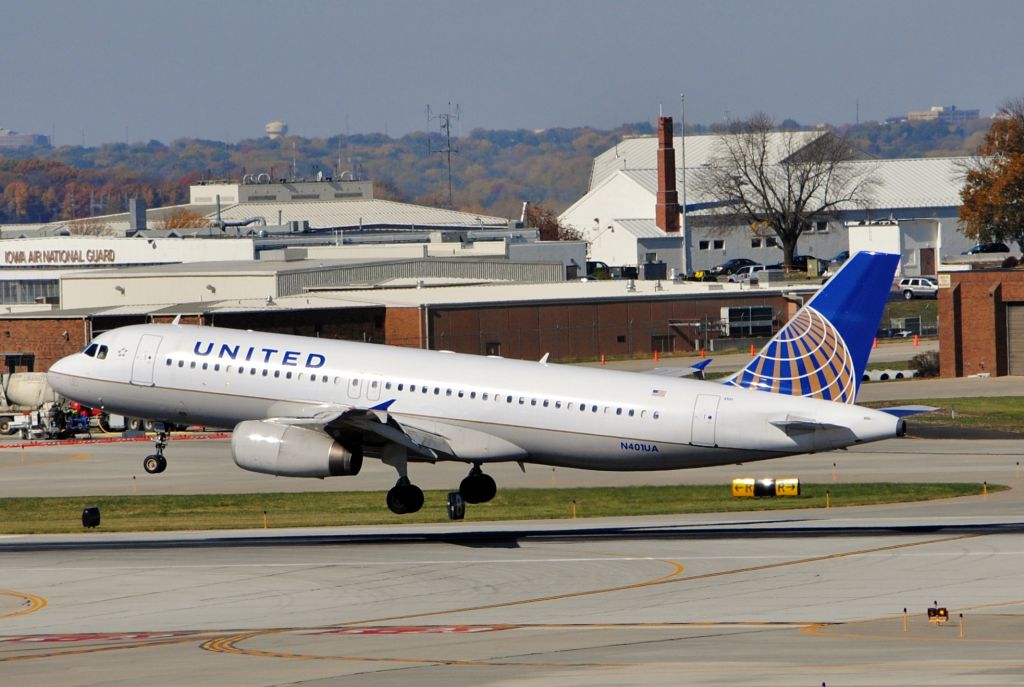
[877,405,936,418]
[539,352,550,365]
[171,314,182,326]
[690,359,712,372]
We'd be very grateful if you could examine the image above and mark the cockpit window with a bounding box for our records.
[83,343,99,357]
[96,345,108,360]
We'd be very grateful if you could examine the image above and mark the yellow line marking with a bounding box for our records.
[205,533,981,664]
[0,634,219,663]
[0,589,47,619]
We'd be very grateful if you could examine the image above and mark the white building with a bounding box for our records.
[560,123,975,276]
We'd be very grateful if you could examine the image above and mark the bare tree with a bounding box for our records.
[694,114,877,270]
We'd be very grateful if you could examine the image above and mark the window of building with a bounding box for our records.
[485,342,501,356]
[815,220,830,233]
[766,236,778,247]
[698,240,710,250]
[751,238,763,248]
[712,239,724,250]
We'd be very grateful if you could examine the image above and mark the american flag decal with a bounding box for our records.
[651,389,667,397]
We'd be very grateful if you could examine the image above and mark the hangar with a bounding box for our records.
[560,117,976,276]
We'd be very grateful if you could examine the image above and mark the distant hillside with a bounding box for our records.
[0,118,988,225]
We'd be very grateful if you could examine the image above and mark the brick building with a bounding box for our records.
[2,280,806,371]
[939,269,1024,377]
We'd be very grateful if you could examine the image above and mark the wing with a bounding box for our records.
[268,399,526,463]
[644,359,713,379]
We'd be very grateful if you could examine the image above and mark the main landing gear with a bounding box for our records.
[142,428,169,474]
[459,464,496,504]
[386,477,425,515]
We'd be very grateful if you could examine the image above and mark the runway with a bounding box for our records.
[2,517,1023,686]
[2,373,1024,685]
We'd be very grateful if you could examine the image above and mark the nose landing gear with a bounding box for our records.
[142,428,169,474]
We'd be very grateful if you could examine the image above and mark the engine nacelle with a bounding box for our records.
[231,420,362,478]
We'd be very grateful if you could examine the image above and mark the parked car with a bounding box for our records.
[962,242,1010,255]
[707,257,758,277]
[728,264,767,282]
[897,276,938,300]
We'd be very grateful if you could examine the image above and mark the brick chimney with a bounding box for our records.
[655,116,680,233]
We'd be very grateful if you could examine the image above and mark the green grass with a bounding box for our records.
[882,298,938,324]
[864,397,1024,432]
[0,483,999,534]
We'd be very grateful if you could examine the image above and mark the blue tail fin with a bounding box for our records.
[724,251,899,403]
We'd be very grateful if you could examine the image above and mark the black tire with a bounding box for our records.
[128,418,144,432]
[460,474,497,504]
[386,484,424,514]
[143,455,162,474]
[903,290,913,300]
[0,417,13,435]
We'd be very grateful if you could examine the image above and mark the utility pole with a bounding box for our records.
[427,103,460,206]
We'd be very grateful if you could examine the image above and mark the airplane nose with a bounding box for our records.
[47,355,75,394]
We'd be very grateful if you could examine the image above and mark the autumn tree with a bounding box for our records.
[694,114,877,270]
[155,208,210,230]
[960,97,1024,250]
[526,202,582,241]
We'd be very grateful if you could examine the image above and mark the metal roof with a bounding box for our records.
[212,198,511,230]
[611,219,672,238]
[616,156,968,216]
[590,131,827,190]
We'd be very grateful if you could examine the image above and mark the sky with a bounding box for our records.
[1,0,1021,146]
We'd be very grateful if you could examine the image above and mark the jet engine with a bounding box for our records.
[231,420,362,478]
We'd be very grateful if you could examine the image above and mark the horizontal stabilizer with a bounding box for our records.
[645,359,713,378]
[877,405,936,418]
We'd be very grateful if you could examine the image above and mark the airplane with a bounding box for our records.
[47,251,915,515]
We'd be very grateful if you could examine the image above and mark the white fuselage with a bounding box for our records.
[47,324,902,471]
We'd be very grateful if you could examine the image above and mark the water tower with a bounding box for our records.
[265,120,288,139]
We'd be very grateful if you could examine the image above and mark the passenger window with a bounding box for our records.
[434,387,440,395]
[165,359,172,366]
[530,399,537,406]
[482,392,489,401]
[190,361,196,369]
[311,374,317,382]
[385,382,392,390]
[616,408,622,415]
[446,389,452,397]
[543,400,549,407]
[226,365,233,373]
[250,368,257,375]
[262,369,268,377]
[274,370,280,378]
[458,391,464,398]
[214,364,221,372]
[298,373,304,381]
[592,405,598,412]
[239,367,245,374]
[555,401,562,409]
[202,363,209,370]
[653,411,660,420]
[628,409,635,417]
[470,391,476,399]
[507,396,513,404]
[410,384,416,392]
[580,405,586,412]
[398,383,405,391]
[286,371,293,379]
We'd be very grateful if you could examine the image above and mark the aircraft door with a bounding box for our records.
[347,376,362,400]
[130,334,163,386]
[691,394,720,447]
[366,376,381,401]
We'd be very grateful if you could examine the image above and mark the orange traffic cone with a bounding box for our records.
[700,348,706,359]
[654,350,660,362]
[749,343,756,357]
[913,334,919,347]
[873,337,878,349]
[600,353,606,366]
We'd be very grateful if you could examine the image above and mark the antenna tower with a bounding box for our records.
[426,102,460,206]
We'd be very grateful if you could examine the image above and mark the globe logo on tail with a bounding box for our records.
[725,307,857,403]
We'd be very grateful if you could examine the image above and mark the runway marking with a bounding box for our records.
[0,589,47,619]
[202,533,981,665]
[0,633,221,663]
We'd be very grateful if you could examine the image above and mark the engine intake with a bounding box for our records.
[231,420,362,478]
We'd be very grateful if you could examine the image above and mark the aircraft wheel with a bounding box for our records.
[460,473,497,504]
[143,455,167,474]
[386,484,423,515]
